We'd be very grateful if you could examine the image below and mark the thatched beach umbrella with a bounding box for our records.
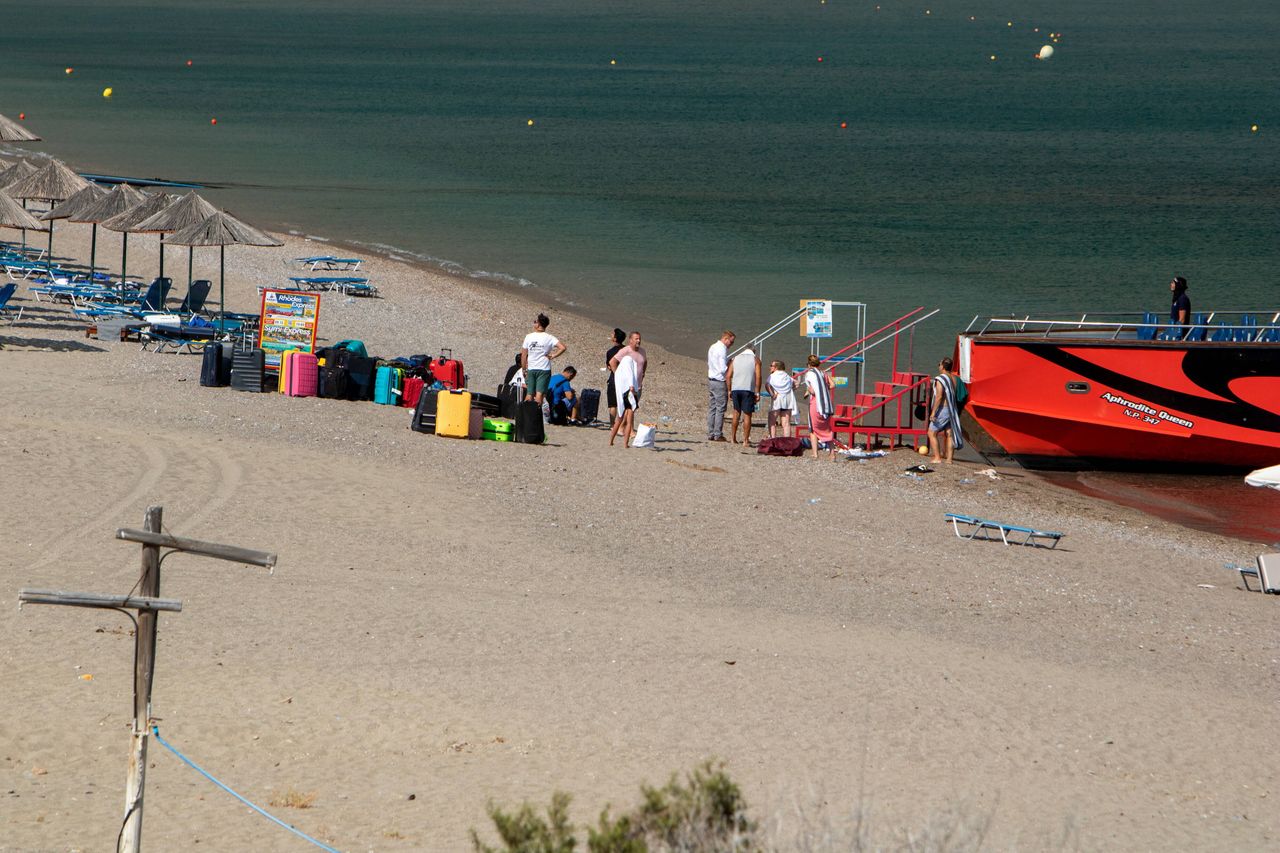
[166,210,282,329]
[7,160,92,259]
[0,161,41,249]
[41,183,106,272]
[101,192,175,284]
[132,190,218,286]
[0,190,49,233]
[0,113,41,142]
[0,159,37,190]
[0,156,12,171]
[70,183,148,285]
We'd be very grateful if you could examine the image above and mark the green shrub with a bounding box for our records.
[472,760,755,853]
[471,791,577,853]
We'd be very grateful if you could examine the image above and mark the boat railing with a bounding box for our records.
[965,311,1280,343]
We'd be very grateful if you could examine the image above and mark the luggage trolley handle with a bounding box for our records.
[439,348,452,360]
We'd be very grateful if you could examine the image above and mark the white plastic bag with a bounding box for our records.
[632,422,657,448]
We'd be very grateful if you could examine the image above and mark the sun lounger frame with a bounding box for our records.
[945,512,1064,548]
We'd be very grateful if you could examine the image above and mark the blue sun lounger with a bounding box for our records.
[945,513,1064,548]
[0,282,24,323]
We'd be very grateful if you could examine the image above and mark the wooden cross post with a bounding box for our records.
[18,504,276,853]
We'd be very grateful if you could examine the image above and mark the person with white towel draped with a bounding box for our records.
[609,351,640,448]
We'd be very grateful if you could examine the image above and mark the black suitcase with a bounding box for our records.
[497,383,520,419]
[470,392,501,418]
[319,365,348,399]
[577,388,600,424]
[515,399,545,444]
[344,355,377,401]
[230,349,265,392]
[410,388,439,434]
[199,342,230,387]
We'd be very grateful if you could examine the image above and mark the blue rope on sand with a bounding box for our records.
[150,725,343,853]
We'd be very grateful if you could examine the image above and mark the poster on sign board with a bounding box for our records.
[800,299,833,338]
[258,289,320,368]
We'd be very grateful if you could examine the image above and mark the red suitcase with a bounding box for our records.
[285,352,319,398]
[431,348,465,390]
[401,375,426,408]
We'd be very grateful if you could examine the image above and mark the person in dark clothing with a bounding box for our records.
[605,327,625,425]
[1170,276,1191,338]
[502,352,523,386]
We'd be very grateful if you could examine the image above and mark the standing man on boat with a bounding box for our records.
[1170,276,1191,338]
[706,330,735,442]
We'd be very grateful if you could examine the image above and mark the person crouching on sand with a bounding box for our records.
[766,360,797,438]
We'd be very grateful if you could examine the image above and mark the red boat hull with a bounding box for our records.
[960,336,1280,470]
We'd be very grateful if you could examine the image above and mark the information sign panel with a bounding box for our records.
[800,299,833,338]
[258,289,320,368]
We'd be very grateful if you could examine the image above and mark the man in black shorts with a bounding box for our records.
[605,328,625,425]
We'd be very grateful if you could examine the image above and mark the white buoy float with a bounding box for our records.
[1037,44,1055,60]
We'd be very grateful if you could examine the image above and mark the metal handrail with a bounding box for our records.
[967,313,1280,340]
[843,375,930,422]
[838,309,940,362]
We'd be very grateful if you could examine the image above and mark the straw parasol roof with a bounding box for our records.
[0,156,11,170]
[101,192,175,232]
[0,159,38,190]
[6,159,91,202]
[0,190,49,232]
[132,190,218,234]
[0,113,41,142]
[68,182,148,225]
[42,182,106,221]
[166,210,283,248]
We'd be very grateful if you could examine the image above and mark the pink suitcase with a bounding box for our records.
[286,352,319,397]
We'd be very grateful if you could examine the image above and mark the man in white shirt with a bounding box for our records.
[522,313,567,405]
[706,330,735,442]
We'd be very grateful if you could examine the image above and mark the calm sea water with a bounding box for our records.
[4,0,1278,540]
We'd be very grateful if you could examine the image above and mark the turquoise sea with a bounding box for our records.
[4,0,1278,540]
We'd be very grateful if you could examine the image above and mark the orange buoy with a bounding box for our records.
[210,117,217,125]
[186,59,193,66]
[839,121,847,129]
[65,67,74,75]
[18,112,25,120]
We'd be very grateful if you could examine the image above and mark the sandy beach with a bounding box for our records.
[2,223,1278,851]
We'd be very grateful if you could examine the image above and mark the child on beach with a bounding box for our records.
[766,360,797,438]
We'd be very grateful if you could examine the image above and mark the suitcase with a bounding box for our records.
[410,388,439,433]
[345,355,378,401]
[515,400,545,444]
[497,383,520,419]
[401,376,426,408]
[200,342,229,387]
[319,365,348,399]
[277,348,300,393]
[286,352,319,397]
[230,349,266,392]
[483,427,513,442]
[468,408,485,440]
[577,388,601,424]
[431,348,465,390]
[436,389,472,438]
[374,365,402,405]
[470,392,501,417]
[481,414,512,435]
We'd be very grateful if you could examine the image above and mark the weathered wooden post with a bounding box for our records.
[119,505,162,852]
[18,504,276,853]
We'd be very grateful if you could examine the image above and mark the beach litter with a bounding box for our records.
[839,447,887,459]
[975,468,1002,480]
[904,464,934,474]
